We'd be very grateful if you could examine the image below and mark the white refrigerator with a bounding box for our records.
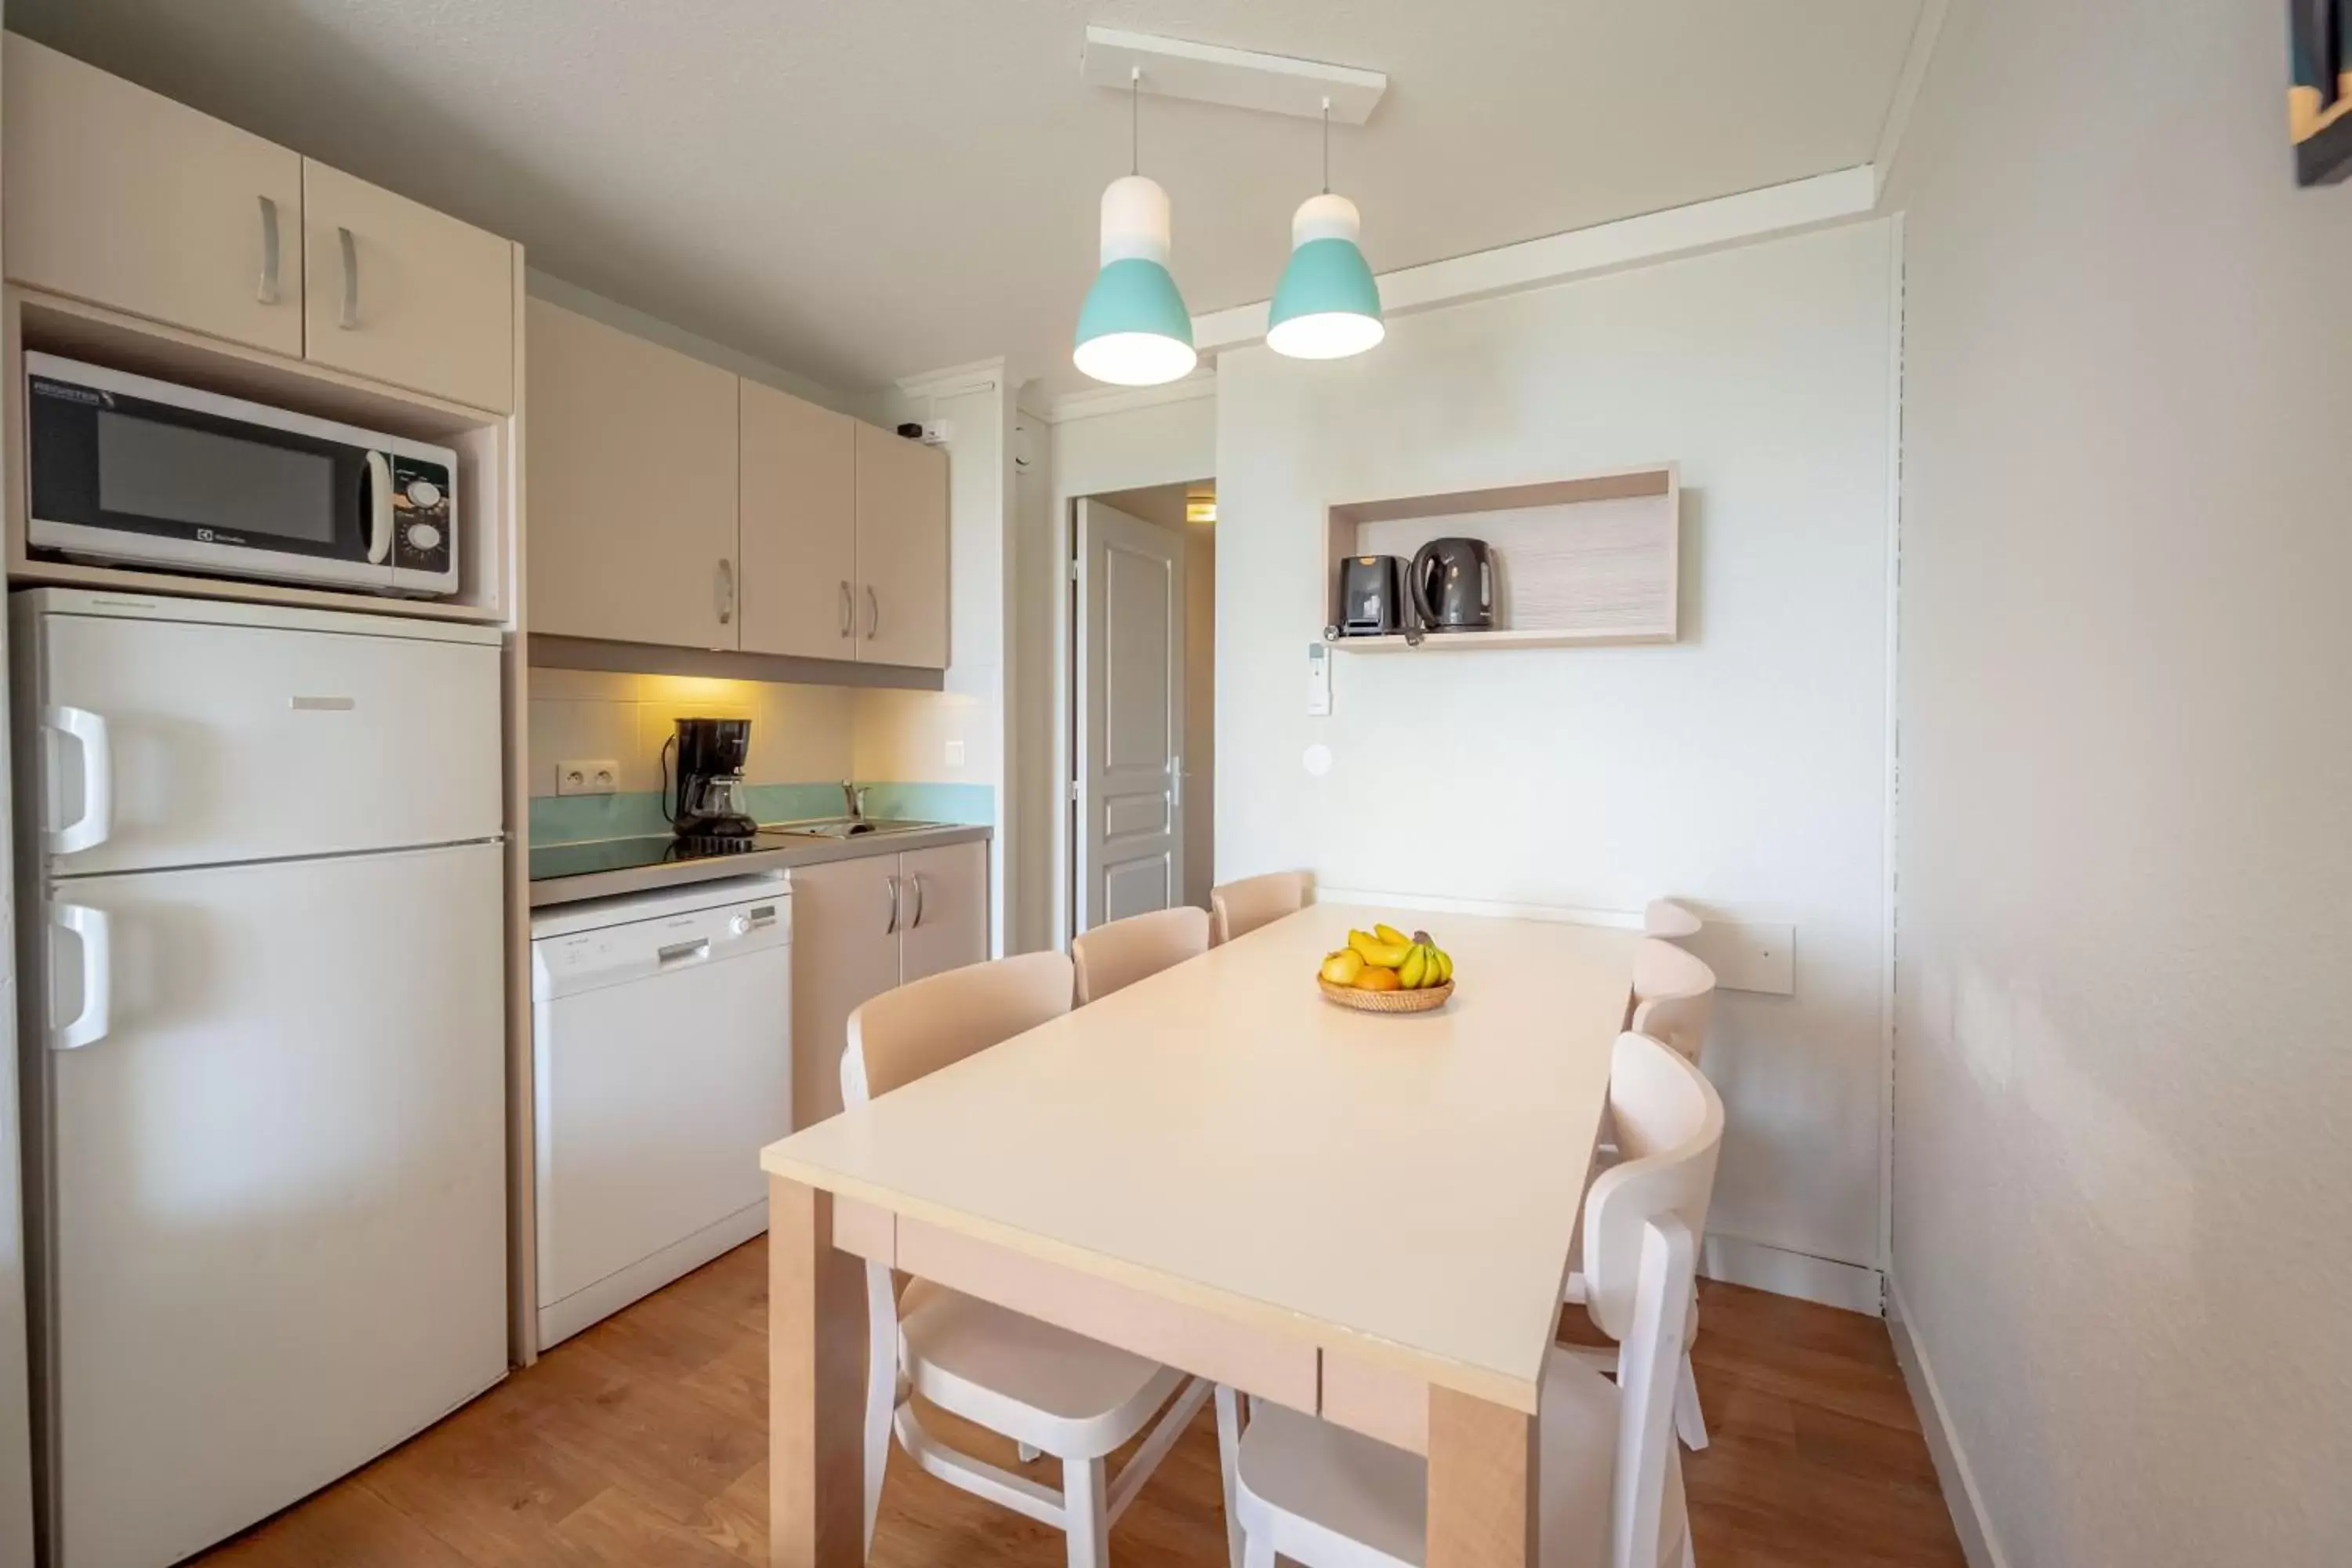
[11,588,509,1567]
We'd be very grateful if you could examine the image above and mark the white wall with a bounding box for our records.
[1007,402,1055,952]
[1217,220,1897,1274]
[1888,2,2352,1563]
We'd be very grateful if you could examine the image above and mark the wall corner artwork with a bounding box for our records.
[2291,0,2352,183]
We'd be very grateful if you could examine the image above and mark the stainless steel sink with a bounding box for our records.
[760,818,946,840]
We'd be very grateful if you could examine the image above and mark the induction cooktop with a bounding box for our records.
[527,833,771,884]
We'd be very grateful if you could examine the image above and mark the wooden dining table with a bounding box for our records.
[760,903,1641,1568]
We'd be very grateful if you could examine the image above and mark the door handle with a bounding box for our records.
[716,559,735,625]
[45,706,112,856]
[337,226,360,328]
[839,580,854,639]
[1171,754,1182,810]
[909,875,926,931]
[865,586,880,641]
[53,904,111,1051]
[257,195,282,305]
[884,876,902,936]
[365,450,394,564]
[657,937,712,967]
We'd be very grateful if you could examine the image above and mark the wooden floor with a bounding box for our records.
[195,1239,1965,1568]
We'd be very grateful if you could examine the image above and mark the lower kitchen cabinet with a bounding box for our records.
[789,839,989,1127]
[900,840,989,984]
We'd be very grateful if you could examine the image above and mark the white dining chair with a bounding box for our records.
[1579,939,1721,1449]
[842,950,1210,1566]
[1216,1030,1723,1568]
[1642,899,1703,941]
[1070,905,1210,1004]
[1628,938,1717,1064]
[1210,871,1308,946]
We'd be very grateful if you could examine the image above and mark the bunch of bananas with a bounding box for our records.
[1318,923,1455,992]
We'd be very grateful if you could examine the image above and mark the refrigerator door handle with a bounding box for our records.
[45,705,113,856]
[53,904,112,1050]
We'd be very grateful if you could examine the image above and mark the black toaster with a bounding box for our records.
[1335,555,1403,637]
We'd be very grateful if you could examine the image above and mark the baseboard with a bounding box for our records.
[1312,885,1642,930]
[1887,1279,2009,1568]
[1699,1232,1883,1315]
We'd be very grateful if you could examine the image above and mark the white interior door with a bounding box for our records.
[32,610,501,877]
[38,844,507,1568]
[1075,500,1186,931]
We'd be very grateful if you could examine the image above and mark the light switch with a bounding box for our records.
[555,759,619,797]
[946,739,966,766]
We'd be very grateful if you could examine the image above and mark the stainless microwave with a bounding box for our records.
[24,353,459,597]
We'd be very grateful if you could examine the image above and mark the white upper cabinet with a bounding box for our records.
[300,161,515,412]
[525,298,741,650]
[739,380,858,661]
[854,423,949,670]
[3,36,305,357]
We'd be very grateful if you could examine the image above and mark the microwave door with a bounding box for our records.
[24,359,397,592]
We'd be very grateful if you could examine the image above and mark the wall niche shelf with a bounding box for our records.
[1324,464,1679,651]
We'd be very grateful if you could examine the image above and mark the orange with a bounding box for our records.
[1352,966,1402,992]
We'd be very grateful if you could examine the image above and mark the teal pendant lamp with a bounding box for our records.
[1268,99,1384,360]
[1075,70,1197,387]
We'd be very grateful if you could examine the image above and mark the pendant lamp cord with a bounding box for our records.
[1131,67,1140,176]
[1322,96,1331,194]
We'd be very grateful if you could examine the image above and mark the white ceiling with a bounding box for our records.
[9,2,1924,397]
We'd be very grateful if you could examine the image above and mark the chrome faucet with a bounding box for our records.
[842,780,869,822]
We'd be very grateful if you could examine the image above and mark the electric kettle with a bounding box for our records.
[1408,538,1496,632]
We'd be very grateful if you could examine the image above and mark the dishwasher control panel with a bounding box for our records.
[529,877,789,1000]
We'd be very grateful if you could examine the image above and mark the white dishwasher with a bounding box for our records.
[531,876,792,1348]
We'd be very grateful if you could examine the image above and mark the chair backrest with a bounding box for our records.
[1628,938,1716,1062]
[1641,898,1702,940]
[1070,905,1210,1004]
[1210,871,1306,946]
[1582,1032,1723,1342]
[842,949,1075,1105]
[1581,1031,1721,1568]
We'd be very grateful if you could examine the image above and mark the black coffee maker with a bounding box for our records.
[663,717,757,840]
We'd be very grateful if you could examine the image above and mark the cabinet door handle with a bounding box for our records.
[716,559,735,625]
[337,226,360,329]
[865,585,880,641]
[884,875,902,936]
[908,875,926,930]
[257,195,282,304]
[839,580,854,639]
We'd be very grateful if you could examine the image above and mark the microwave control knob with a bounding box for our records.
[405,521,442,552]
[404,478,443,509]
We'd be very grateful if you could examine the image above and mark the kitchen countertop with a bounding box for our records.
[527,822,992,909]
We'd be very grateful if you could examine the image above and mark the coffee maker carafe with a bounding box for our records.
[664,717,757,839]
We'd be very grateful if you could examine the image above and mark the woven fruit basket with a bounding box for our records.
[1318,977,1455,1014]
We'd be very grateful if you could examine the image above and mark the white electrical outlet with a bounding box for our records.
[555,759,620,797]
[946,739,966,766]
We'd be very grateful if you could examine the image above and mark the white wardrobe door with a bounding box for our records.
[35,612,501,877]
[45,844,506,1568]
[535,947,792,1312]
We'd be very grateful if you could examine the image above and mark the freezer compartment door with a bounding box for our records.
[28,609,499,877]
[35,844,507,1568]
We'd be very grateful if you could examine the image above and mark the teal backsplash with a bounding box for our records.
[530,781,995,846]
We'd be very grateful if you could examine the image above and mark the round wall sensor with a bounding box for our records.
[1303,743,1333,777]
